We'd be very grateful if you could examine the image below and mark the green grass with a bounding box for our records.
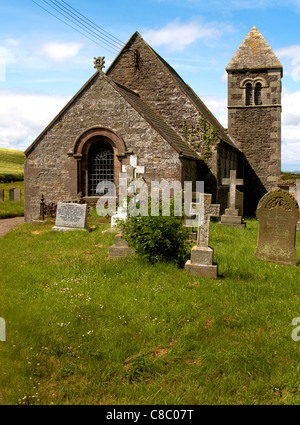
[0,181,24,219]
[0,219,299,405]
[0,148,25,182]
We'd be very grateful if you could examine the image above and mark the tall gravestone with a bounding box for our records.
[52,202,88,232]
[296,180,300,231]
[9,188,21,202]
[110,155,146,229]
[220,170,245,228]
[0,317,5,342]
[108,155,145,259]
[255,189,299,266]
[185,194,220,278]
[0,189,4,203]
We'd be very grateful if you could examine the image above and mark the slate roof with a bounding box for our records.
[25,70,197,159]
[108,77,197,159]
[26,30,240,157]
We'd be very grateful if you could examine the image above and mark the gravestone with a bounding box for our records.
[220,170,245,228]
[296,180,300,231]
[9,188,21,202]
[0,189,4,203]
[110,173,128,229]
[52,202,88,232]
[0,318,5,342]
[255,188,299,266]
[110,155,146,230]
[185,194,220,278]
[108,234,135,259]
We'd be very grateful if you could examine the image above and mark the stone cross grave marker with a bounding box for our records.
[110,155,146,229]
[52,202,88,232]
[122,154,146,195]
[0,189,4,203]
[222,170,244,210]
[108,155,145,258]
[9,188,21,202]
[110,173,128,229]
[220,170,245,228]
[185,194,220,278]
[255,188,299,266]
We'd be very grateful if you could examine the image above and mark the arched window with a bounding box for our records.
[255,82,262,105]
[246,83,253,106]
[88,141,114,196]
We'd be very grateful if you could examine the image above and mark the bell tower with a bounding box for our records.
[226,27,283,213]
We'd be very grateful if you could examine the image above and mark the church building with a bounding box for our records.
[24,26,282,221]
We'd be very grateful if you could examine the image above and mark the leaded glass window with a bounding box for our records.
[88,141,114,196]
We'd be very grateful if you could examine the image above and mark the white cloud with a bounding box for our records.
[142,18,223,51]
[0,90,71,151]
[202,95,228,127]
[281,90,300,170]
[40,41,83,62]
[275,45,300,81]
[275,45,300,59]
[202,92,300,171]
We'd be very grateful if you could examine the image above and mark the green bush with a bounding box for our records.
[117,199,191,267]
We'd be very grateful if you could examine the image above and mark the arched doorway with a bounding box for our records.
[88,141,114,196]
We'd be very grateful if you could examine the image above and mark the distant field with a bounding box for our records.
[281,172,300,181]
[0,148,25,182]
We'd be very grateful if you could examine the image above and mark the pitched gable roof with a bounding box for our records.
[226,26,283,74]
[107,31,238,151]
[25,69,196,159]
[109,79,197,159]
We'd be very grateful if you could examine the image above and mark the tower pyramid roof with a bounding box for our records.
[226,26,282,73]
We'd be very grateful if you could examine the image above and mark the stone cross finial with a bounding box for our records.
[94,56,105,71]
[222,170,244,210]
[190,194,220,248]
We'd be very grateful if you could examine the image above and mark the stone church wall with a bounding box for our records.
[228,69,281,213]
[24,73,182,222]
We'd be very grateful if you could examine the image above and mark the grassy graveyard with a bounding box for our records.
[0,148,25,218]
[0,218,299,405]
[0,181,24,219]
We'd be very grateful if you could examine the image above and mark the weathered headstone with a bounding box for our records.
[0,317,6,342]
[220,170,245,228]
[52,202,88,232]
[108,234,135,259]
[255,188,299,266]
[0,189,4,203]
[296,180,300,231]
[9,188,21,202]
[185,194,220,278]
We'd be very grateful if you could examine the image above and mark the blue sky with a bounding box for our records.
[0,0,300,170]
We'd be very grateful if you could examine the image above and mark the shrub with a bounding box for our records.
[117,198,191,267]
